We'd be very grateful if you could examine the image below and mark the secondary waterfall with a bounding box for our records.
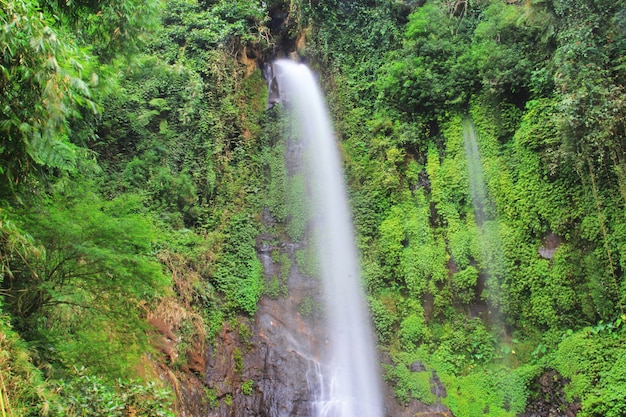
[273,60,383,417]
[463,118,489,227]
[462,117,505,325]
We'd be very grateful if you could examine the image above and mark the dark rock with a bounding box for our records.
[538,232,561,259]
[382,359,454,417]
[180,227,327,417]
[430,371,447,399]
[410,360,427,372]
[520,369,581,417]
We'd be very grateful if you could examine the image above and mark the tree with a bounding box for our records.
[0,0,96,194]
[1,189,169,374]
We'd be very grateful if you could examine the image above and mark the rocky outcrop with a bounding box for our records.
[202,304,319,417]
[380,356,453,417]
[191,214,325,417]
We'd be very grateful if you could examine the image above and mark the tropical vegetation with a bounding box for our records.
[1,0,625,415]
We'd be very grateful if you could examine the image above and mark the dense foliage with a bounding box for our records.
[1,0,626,415]
[1,0,270,414]
[302,0,626,415]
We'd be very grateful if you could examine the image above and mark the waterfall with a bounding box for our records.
[463,118,489,226]
[273,60,383,417]
[462,117,505,325]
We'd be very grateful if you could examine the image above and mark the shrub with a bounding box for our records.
[212,213,263,315]
[399,313,429,352]
[384,362,436,405]
[553,328,626,416]
[57,372,174,417]
[369,296,398,344]
[452,266,479,304]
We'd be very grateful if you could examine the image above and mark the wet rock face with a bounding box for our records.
[201,309,317,417]
[430,371,447,399]
[203,323,314,417]
[538,233,561,259]
[252,346,313,417]
[382,382,453,417]
[190,219,324,417]
[245,235,324,417]
[410,361,427,373]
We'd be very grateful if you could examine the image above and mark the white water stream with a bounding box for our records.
[274,60,383,417]
[463,118,489,226]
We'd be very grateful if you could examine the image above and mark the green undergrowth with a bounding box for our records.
[552,323,626,417]
[370,97,626,414]
[1,0,274,412]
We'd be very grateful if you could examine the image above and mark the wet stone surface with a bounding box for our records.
[520,370,581,417]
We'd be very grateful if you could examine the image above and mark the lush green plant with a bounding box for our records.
[0,311,56,416]
[383,361,435,405]
[151,0,267,59]
[368,294,398,344]
[212,213,264,316]
[205,387,219,409]
[233,347,244,375]
[1,188,169,376]
[298,296,321,319]
[452,266,479,305]
[264,276,282,299]
[285,173,308,242]
[265,137,288,222]
[295,246,320,279]
[377,2,477,120]
[241,379,254,395]
[57,372,175,417]
[440,365,530,417]
[0,0,95,193]
[399,312,429,352]
[552,328,626,417]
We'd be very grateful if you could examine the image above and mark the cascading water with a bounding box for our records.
[273,59,383,417]
[462,117,505,325]
[463,118,489,227]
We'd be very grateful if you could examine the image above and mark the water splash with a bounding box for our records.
[274,60,383,417]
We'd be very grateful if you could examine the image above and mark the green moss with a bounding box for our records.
[233,347,244,375]
[399,312,429,352]
[299,296,322,318]
[368,294,398,344]
[264,276,282,299]
[241,379,254,396]
[205,387,219,409]
[278,252,292,282]
[266,140,288,222]
[441,367,528,417]
[551,327,626,416]
[213,213,264,315]
[385,363,436,405]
